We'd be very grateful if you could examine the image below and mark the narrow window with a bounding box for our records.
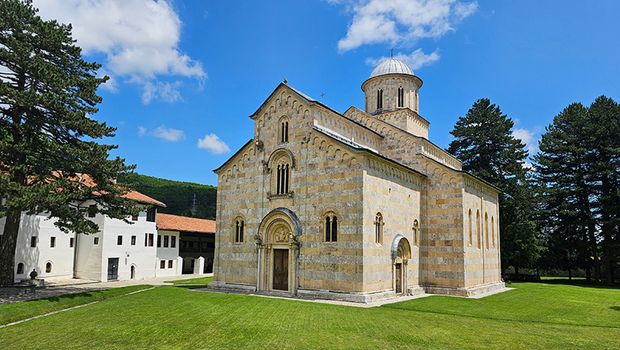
[468,209,473,246]
[69,237,74,248]
[148,233,154,247]
[476,210,481,249]
[94,237,99,245]
[240,221,244,242]
[171,236,176,248]
[375,213,383,244]
[146,207,156,222]
[157,235,161,247]
[276,165,282,194]
[377,89,383,109]
[17,263,24,275]
[131,235,136,246]
[144,233,148,246]
[491,217,495,247]
[117,235,123,246]
[50,237,56,248]
[281,121,289,143]
[45,262,52,273]
[413,219,419,246]
[284,164,289,193]
[325,213,338,242]
[164,235,169,248]
[30,236,37,248]
[88,204,97,218]
[160,260,165,269]
[235,218,245,243]
[168,260,173,269]
[397,87,404,107]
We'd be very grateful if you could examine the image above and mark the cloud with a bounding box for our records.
[141,81,183,105]
[512,128,538,155]
[367,48,440,70]
[33,0,205,103]
[197,133,230,154]
[138,125,184,142]
[334,0,478,52]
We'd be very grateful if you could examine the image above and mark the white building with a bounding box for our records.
[1,189,200,283]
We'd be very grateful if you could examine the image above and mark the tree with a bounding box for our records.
[0,0,137,285]
[448,98,544,276]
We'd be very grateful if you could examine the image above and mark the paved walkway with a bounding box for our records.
[0,274,211,304]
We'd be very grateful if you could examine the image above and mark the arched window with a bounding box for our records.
[491,216,495,247]
[17,263,24,275]
[374,213,384,244]
[234,218,245,243]
[476,210,481,249]
[279,117,289,143]
[485,212,489,249]
[276,163,290,194]
[45,262,52,273]
[324,212,338,242]
[377,89,383,110]
[397,87,404,107]
[468,209,473,246]
[412,219,419,246]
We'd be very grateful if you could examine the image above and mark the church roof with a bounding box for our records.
[369,58,414,78]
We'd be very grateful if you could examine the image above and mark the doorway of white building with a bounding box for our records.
[107,258,119,281]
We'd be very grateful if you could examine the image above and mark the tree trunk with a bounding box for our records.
[0,209,22,286]
[568,268,572,280]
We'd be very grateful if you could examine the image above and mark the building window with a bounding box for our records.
[45,262,52,273]
[164,235,169,248]
[276,163,290,195]
[88,204,97,218]
[117,235,123,245]
[476,210,481,249]
[157,235,161,247]
[468,209,473,246]
[171,236,176,248]
[94,237,99,245]
[324,212,338,242]
[146,207,156,222]
[235,218,245,243]
[50,237,56,248]
[168,260,173,269]
[160,260,165,269]
[280,118,289,143]
[491,216,495,247]
[413,219,419,246]
[30,236,37,247]
[17,263,24,275]
[374,213,384,244]
[397,87,404,107]
[377,89,383,110]
[131,235,136,246]
[148,233,154,247]
[485,212,489,249]
[70,237,74,248]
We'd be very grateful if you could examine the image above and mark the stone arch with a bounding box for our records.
[391,234,412,261]
[257,207,302,243]
[267,148,296,169]
[391,235,411,295]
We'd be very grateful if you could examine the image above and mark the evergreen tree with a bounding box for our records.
[0,0,137,285]
[448,98,544,276]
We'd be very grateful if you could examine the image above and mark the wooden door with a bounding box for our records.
[395,263,402,294]
[272,249,289,291]
[107,258,119,281]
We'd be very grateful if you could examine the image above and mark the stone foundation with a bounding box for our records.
[423,282,506,297]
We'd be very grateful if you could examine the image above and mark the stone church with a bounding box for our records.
[210,59,504,302]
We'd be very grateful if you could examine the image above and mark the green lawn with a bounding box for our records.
[165,276,214,286]
[0,285,151,325]
[0,281,618,349]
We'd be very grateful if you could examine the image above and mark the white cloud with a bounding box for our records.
[141,81,182,105]
[197,133,230,154]
[33,0,205,103]
[335,0,478,52]
[137,126,147,137]
[152,126,185,142]
[513,128,538,155]
[367,48,440,70]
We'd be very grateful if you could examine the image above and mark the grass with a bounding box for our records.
[0,280,618,349]
[0,285,151,325]
[165,276,214,286]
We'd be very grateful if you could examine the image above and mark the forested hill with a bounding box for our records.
[118,173,217,220]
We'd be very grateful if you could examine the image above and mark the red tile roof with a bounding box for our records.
[157,213,215,234]
[122,190,166,207]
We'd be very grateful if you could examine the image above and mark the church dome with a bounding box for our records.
[369,58,414,78]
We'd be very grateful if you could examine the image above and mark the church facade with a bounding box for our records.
[210,59,504,302]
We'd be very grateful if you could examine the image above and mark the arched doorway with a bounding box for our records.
[256,208,302,294]
[391,235,412,295]
[130,265,136,279]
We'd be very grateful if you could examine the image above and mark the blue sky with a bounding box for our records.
[35,0,620,185]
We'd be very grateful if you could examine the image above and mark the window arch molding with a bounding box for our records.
[267,148,295,196]
[267,148,296,170]
[233,216,246,243]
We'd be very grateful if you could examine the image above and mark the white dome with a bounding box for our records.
[369,58,414,78]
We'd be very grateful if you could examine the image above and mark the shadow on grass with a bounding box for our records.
[172,285,209,290]
[610,306,620,311]
[536,278,620,289]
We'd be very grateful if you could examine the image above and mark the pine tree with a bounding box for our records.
[449,98,543,276]
[0,0,137,285]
